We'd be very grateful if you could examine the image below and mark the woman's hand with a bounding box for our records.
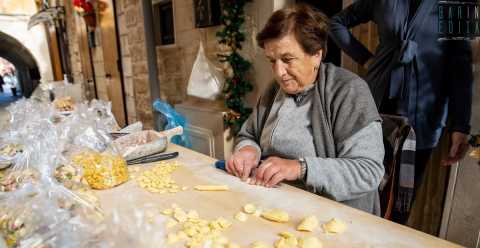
[441,131,470,166]
[226,146,259,180]
[253,156,301,187]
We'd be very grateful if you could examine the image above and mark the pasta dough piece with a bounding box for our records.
[250,241,270,248]
[297,215,319,232]
[274,238,286,248]
[285,236,298,246]
[261,209,289,223]
[163,205,234,248]
[243,203,256,214]
[234,212,248,222]
[253,209,263,217]
[278,231,294,239]
[166,219,178,229]
[187,210,199,219]
[298,237,322,248]
[161,208,173,215]
[227,242,241,248]
[194,185,229,191]
[136,161,181,193]
[322,218,347,234]
[277,232,297,246]
[217,217,232,228]
[173,209,188,223]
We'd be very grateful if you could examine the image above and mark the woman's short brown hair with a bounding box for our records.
[256,4,329,58]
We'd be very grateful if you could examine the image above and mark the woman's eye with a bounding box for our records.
[282,57,293,63]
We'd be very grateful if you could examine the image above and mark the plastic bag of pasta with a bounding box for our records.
[53,156,89,191]
[88,99,120,132]
[0,168,39,193]
[0,184,104,248]
[0,140,24,170]
[0,184,70,248]
[71,149,129,190]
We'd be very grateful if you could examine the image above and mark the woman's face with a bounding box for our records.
[264,33,322,94]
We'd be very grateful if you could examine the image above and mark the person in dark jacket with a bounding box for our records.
[329,0,473,193]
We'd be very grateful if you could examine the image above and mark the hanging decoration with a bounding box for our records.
[73,0,96,28]
[216,0,253,134]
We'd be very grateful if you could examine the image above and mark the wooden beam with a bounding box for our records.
[99,0,126,127]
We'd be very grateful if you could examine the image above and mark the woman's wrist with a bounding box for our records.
[298,158,307,180]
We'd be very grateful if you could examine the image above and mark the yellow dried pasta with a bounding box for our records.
[135,161,182,193]
[72,151,129,190]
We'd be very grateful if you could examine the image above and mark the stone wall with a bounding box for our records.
[63,0,291,128]
[155,0,294,107]
[156,0,221,104]
[115,0,154,128]
[64,0,153,128]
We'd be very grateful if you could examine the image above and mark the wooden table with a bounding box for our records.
[96,144,462,248]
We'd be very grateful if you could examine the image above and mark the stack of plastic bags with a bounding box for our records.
[0,92,135,247]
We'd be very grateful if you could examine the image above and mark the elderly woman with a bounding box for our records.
[226,4,385,215]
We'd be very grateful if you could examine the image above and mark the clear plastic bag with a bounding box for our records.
[113,130,167,161]
[88,100,120,132]
[0,142,24,170]
[0,183,104,248]
[97,200,167,248]
[71,150,129,190]
[73,126,112,153]
[113,126,183,161]
[0,169,38,193]
[53,155,89,191]
[187,42,225,100]
[4,99,54,136]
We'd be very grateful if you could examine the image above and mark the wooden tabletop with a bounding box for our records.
[95,144,462,248]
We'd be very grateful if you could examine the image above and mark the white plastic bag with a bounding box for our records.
[187,42,225,100]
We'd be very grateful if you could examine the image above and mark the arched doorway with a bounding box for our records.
[0,57,21,104]
[0,31,41,100]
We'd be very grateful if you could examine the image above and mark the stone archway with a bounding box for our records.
[0,31,40,97]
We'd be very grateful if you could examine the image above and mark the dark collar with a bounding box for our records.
[288,84,315,104]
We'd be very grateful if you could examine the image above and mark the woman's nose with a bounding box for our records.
[273,62,287,78]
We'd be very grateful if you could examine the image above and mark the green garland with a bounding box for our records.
[216,0,253,134]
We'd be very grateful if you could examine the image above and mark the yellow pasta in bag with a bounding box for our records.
[72,151,129,190]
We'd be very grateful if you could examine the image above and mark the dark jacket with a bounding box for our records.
[330,0,473,149]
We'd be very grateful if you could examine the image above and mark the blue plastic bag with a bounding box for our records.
[152,99,191,148]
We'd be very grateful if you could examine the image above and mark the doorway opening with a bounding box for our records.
[0,58,23,105]
[0,31,41,106]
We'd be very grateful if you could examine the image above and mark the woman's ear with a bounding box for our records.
[316,49,323,62]
[311,49,323,66]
